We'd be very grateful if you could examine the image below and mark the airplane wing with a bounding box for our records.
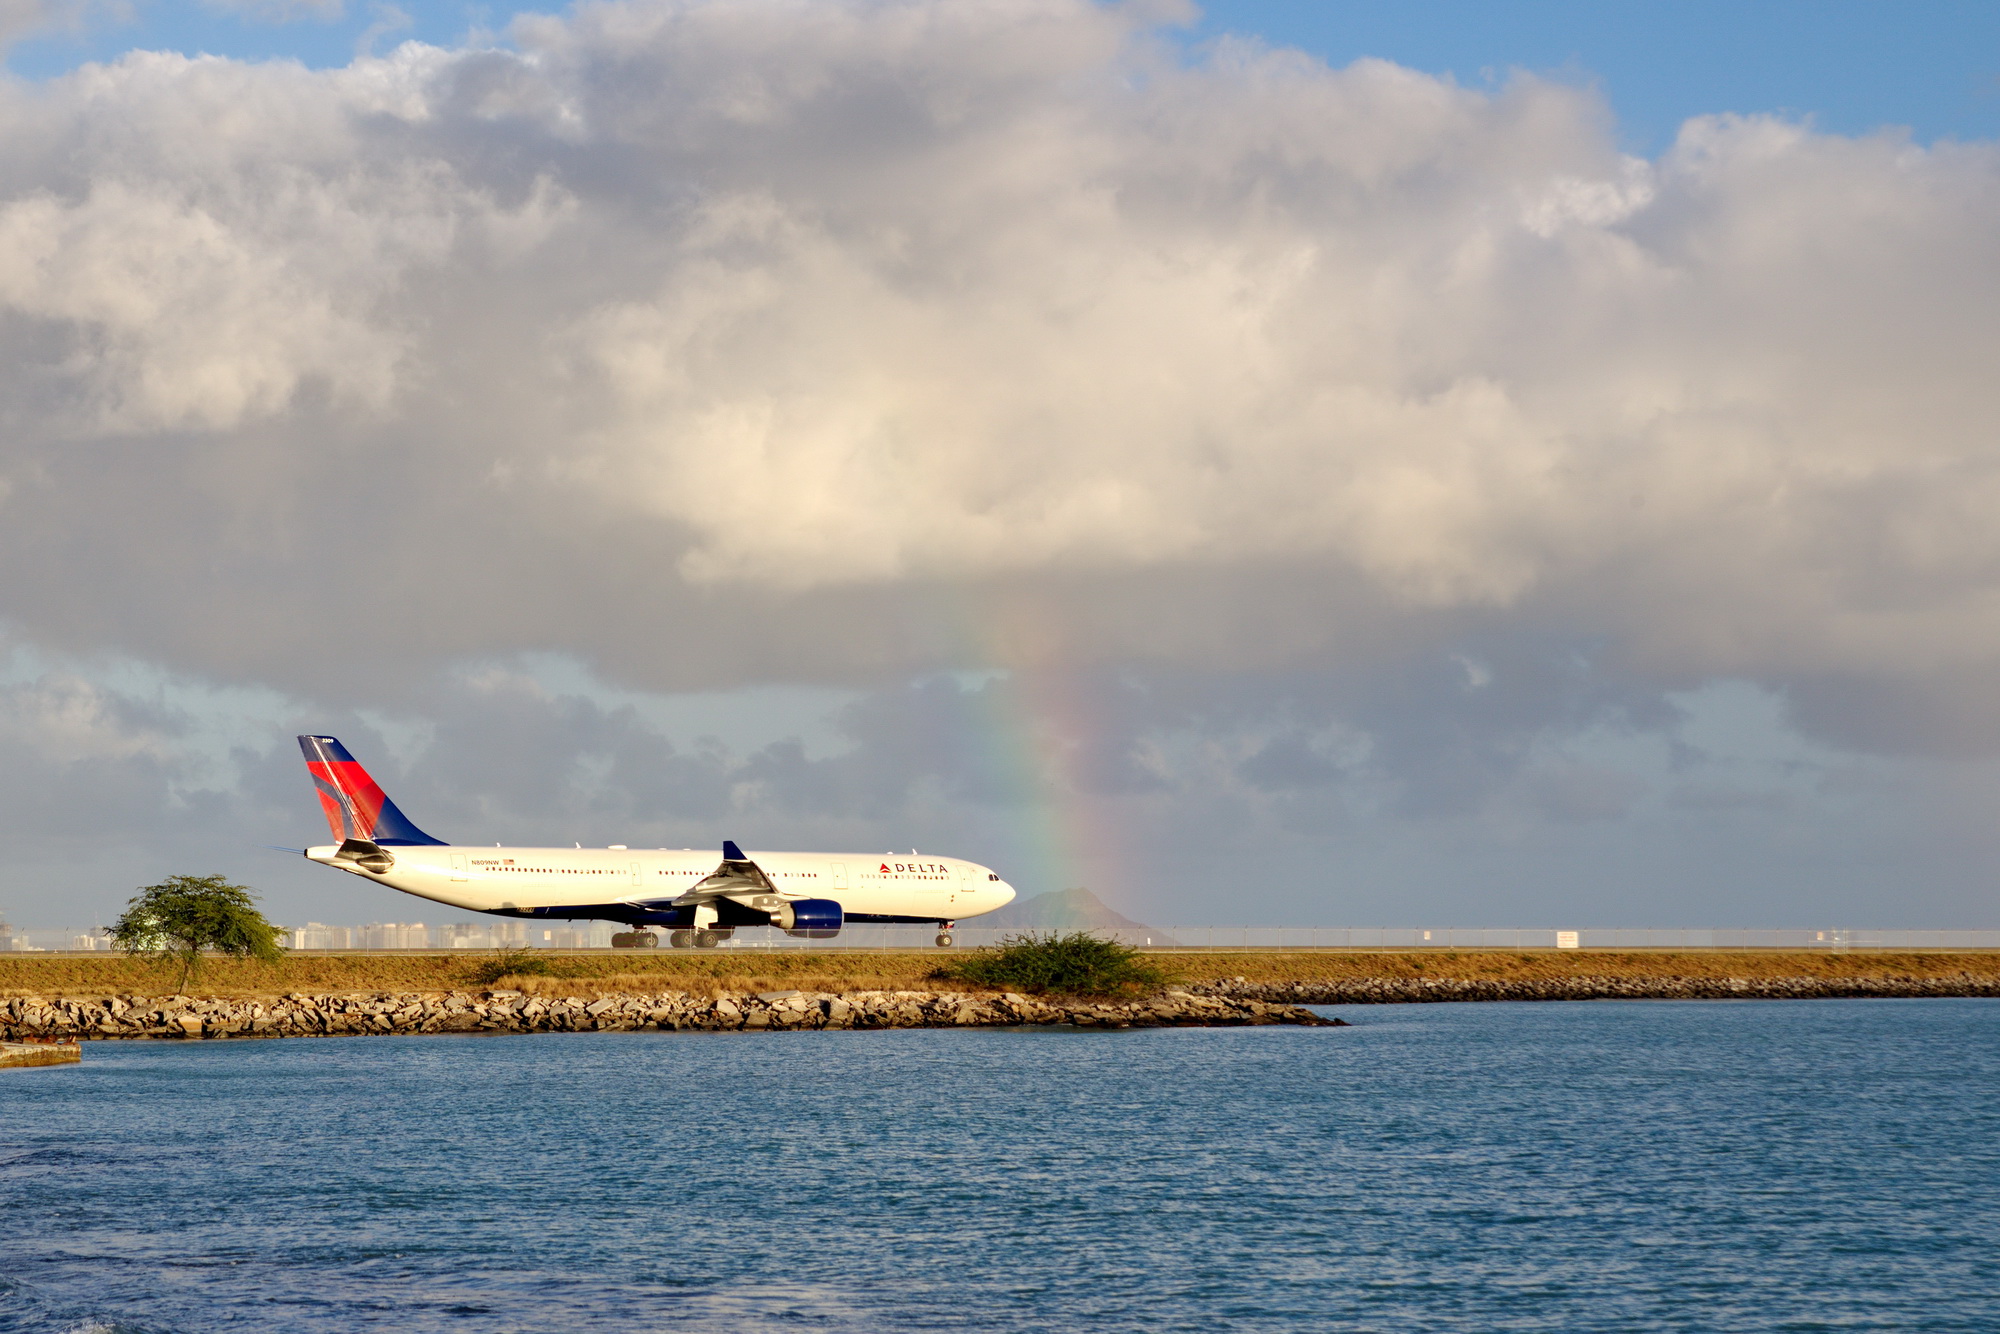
[647,840,781,908]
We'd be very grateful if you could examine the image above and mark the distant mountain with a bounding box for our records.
[976,888,1178,945]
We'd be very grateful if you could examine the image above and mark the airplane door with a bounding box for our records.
[629,861,641,887]
[450,854,468,882]
[829,862,848,890]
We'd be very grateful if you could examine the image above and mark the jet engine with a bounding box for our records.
[772,898,843,939]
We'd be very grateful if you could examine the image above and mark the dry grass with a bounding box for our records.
[1,948,1995,1000]
[1190,950,2000,984]
[0,950,963,998]
[0,953,482,997]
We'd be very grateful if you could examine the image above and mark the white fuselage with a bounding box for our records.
[304,843,1017,922]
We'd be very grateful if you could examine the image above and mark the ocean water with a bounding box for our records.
[2,999,1997,1333]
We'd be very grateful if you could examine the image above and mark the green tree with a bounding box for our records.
[111,874,285,991]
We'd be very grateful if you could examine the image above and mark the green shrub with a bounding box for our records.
[466,948,555,986]
[935,932,1170,997]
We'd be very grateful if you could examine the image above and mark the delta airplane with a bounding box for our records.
[295,735,1016,948]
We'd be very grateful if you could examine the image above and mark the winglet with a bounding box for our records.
[723,839,747,861]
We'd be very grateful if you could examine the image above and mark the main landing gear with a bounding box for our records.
[610,930,659,949]
[668,929,724,949]
[935,921,956,948]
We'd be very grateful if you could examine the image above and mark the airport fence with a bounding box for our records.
[651,925,2000,951]
[7,925,2000,953]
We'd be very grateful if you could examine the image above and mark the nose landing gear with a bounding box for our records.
[935,920,956,948]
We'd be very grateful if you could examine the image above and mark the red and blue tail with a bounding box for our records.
[298,735,445,846]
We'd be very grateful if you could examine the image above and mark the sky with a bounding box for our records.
[1,0,1998,932]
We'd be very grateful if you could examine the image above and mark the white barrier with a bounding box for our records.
[680,925,2000,951]
[6,925,2000,953]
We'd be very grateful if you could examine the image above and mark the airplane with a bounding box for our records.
[295,735,1016,948]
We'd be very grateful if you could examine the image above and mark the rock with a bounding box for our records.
[45,968,2000,1045]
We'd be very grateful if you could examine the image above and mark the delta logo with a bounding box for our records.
[881,861,949,874]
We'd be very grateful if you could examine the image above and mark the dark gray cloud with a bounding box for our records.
[0,647,1994,931]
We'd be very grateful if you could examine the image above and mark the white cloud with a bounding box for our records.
[0,179,408,429]
[352,2,407,58]
[0,0,1992,755]
[0,0,111,52]
[0,672,171,762]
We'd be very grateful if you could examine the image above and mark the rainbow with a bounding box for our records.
[950,593,1134,910]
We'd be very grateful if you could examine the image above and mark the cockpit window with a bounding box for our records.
[989,873,1000,880]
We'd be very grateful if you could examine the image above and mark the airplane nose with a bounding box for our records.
[994,881,1016,906]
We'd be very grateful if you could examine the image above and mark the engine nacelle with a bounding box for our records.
[773,898,843,939]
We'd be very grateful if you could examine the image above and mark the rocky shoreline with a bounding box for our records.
[1190,973,2000,1004]
[0,988,1340,1041]
[8,972,1994,1043]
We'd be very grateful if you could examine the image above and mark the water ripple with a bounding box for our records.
[0,1001,1996,1331]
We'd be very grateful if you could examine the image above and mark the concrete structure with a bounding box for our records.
[1,1039,80,1068]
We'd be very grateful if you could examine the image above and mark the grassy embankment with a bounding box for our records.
[3,949,1998,1000]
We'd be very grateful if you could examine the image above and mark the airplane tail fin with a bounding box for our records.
[297,735,446,846]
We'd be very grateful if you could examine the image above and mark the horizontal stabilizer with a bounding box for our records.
[331,838,396,874]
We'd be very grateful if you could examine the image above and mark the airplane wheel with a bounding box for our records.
[668,930,692,949]
[694,930,721,949]
[935,932,954,948]
[611,931,659,949]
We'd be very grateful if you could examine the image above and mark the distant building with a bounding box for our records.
[357,922,430,950]
[439,921,526,948]
[289,923,353,950]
